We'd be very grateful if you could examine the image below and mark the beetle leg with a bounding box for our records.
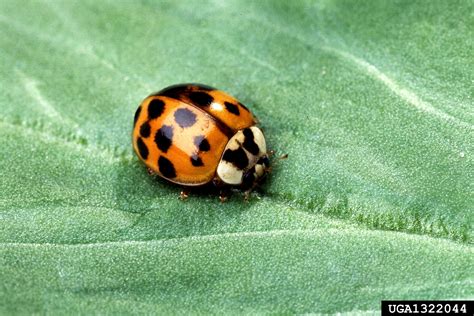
[219,187,230,203]
[243,190,251,202]
[219,194,228,203]
[147,168,155,175]
[179,190,189,201]
[243,180,261,202]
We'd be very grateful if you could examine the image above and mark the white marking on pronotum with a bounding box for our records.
[249,126,267,155]
[324,46,473,131]
[217,161,243,185]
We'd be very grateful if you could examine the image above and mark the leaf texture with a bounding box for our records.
[0,0,472,313]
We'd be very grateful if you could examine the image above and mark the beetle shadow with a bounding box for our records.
[112,159,258,216]
[109,161,266,242]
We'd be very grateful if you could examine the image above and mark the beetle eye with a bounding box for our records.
[259,156,270,168]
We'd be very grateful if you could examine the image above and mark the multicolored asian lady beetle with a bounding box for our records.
[132,83,271,200]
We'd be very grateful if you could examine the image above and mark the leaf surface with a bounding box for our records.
[0,0,472,313]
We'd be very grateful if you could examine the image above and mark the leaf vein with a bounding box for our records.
[240,12,473,130]
[0,228,471,248]
[0,119,133,163]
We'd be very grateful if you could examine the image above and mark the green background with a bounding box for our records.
[0,0,472,314]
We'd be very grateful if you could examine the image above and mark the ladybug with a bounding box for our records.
[132,83,272,201]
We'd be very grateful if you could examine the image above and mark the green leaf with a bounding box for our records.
[1,0,472,314]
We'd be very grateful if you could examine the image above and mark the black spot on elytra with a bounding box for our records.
[140,121,151,138]
[136,137,149,160]
[174,108,197,128]
[134,106,141,125]
[194,135,210,152]
[148,98,165,119]
[158,156,176,178]
[242,128,259,155]
[188,91,214,107]
[154,125,173,153]
[223,147,248,170]
[190,155,204,167]
[155,86,183,100]
[224,102,240,115]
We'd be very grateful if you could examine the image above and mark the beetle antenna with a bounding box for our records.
[267,151,288,171]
